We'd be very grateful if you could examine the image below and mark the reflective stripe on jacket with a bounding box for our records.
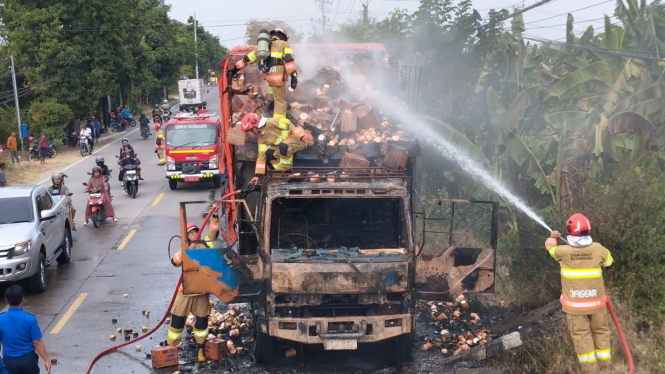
[547,242,612,315]
[255,118,306,175]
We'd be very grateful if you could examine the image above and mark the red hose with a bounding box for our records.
[606,298,634,374]
[83,276,182,374]
[83,190,241,373]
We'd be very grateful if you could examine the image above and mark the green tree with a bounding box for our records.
[243,19,303,44]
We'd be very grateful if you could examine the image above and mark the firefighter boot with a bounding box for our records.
[197,345,206,362]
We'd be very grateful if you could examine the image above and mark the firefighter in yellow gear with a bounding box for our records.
[238,113,311,186]
[229,28,297,119]
[545,213,613,373]
[167,215,220,362]
[154,123,165,165]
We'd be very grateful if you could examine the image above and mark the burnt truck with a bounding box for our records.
[176,43,498,362]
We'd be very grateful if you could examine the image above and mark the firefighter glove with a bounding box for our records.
[550,230,560,239]
[279,143,289,156]
[290,73,298,90]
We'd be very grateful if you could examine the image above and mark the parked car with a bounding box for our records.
[0,185,73,293]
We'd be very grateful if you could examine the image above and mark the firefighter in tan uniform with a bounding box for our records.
[167,215,220,362]
[545,213,613,373]
[230,28,297,118]
[154,123,165,165]
[239,113,311,187]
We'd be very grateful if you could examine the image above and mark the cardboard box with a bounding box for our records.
[355,105,380,130]
[204,339,228,360]
[241,98,260,114]
[341,110,357,133]
[383,144,409,170]
[225,127,246,146]
[231,95,247,113]
[151,346,178,368]
[339,152,370,170]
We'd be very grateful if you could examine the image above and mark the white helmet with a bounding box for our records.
[163,99,168,104]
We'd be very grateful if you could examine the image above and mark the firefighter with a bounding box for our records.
[545,213,612,373]
[167,214,220,362]
[240,113,311,187]
[154,123,165,166]
[229,28,297,119]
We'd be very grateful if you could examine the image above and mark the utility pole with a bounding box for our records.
[194,13,199,80]
[314,0,332,34]
[361,0,370,24]
[9,55,23,150]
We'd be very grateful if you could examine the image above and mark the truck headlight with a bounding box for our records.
[166,156,176,171]
[14,240,31,256]
[209,154,218,169]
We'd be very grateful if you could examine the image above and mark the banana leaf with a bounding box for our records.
[423,115,490,164]
[613,81,665,117]
[503,132,555,198]
[503,86,543,133]
[549,61,611,97]
[541,46,588,69]
[485,87,506,128]
[544,111,587,131]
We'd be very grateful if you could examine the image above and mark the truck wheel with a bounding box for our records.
[25,253,47,293]
[56,228,72,264]
[169,179,177,190]
[212,175,222,188]
[385,333,413,363]
[253,317,276,364]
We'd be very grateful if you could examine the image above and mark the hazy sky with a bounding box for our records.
[165,0,618,48]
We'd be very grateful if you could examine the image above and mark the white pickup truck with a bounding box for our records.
[0,185,73,293]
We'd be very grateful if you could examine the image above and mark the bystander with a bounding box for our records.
[6,132,19,164]
[0,162,6,186]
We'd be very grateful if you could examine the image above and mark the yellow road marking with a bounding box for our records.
[50,293,88,334]
[117,229,136,251]
[152,192,164,206]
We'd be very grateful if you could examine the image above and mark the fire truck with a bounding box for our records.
[163,113,224,190]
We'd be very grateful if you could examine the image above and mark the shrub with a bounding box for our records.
[28,101,72,139]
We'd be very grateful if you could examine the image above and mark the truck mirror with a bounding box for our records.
[66,193,74,197]
[40,208,57,221]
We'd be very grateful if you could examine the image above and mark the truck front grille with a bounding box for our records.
[174,161,210,174]
[0,245,13,259]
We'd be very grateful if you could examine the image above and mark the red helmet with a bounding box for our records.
[186,223,199,233]
[240,113,261,132]
[566,213,591,235]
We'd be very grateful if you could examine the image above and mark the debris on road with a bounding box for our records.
[109,334,116,341]
[142,310,150,317]
[123,294,129,298]
[151,345,178,368]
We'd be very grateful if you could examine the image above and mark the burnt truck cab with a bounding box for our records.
[164,113,224,190]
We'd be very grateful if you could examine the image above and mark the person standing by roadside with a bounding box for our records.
[6,131,19,164]
[0,162,7,187]
[93,117,101,141]
[38,133,48,165]
[0,285,52,374]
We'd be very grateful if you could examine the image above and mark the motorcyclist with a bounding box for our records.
[96,156,110,177]
[139,113,151,135]
[162,99,171,115]
[119,139,134,159]
[84,166,117,225]
[152,104,162,123]
[122,105,131,127]
[118,144,143,181]
[79,122,94,152]
[119,151,141,191]
[48,172,76,231]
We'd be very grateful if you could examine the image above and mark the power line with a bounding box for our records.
[475,0,558,31]
[522,35,665,61]
[523,0,613,25]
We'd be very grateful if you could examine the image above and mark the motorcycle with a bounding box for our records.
[82,184,108,228]
[27,140,57,161]
[121,164,139,199]
[153,114,162,125]
[140,121,151,140]
[162,109,171,122]
[111,119,126,132]
[79,135,92,156]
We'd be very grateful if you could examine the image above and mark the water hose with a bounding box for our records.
[84,189,243,373]
[606,298,634,374]
[558,234,634,373]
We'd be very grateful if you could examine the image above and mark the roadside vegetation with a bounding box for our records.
[0,0,225,144]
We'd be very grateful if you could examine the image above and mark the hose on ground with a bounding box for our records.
[606,298,634,374]
[84,189,243,373]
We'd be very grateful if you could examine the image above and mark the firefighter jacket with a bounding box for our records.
[155,129,164,148]
[255,118,307,175]
[170,217,220,293]
[235,37,296,84]
[546,241,613,315]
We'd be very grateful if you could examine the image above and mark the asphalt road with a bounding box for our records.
[0,86,221,374]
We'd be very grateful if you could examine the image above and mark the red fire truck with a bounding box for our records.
[163,113,225,190]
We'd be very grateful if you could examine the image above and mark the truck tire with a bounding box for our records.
[56,228,72,264]
[25,253,47,293]
[253,316,276,364]
[169,179,178,190]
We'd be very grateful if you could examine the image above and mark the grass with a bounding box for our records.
[1,130,127,186]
